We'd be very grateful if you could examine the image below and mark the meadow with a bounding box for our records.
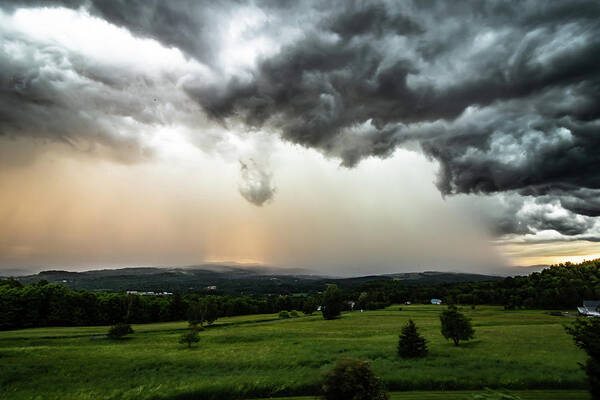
[0,305,590,399]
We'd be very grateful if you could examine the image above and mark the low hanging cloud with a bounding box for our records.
[238,159,276,206]
[1,1,600,239]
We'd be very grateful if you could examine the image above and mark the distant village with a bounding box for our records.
[126,286,217,296]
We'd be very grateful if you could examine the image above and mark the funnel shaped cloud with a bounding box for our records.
[238,159,276,206]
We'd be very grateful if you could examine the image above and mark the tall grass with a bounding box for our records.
[0,306,587,399]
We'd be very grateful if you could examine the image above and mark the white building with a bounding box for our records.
[577,300,600,317]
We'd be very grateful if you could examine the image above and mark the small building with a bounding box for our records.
[577,300,600,317]
[431,298,442,305]
[205,286,217,290]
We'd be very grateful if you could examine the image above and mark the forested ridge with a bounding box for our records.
[1,259,598,330]
[354,259,600,309]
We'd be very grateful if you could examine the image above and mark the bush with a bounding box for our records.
[290,310,299,318]
[321,358,388,400]
[179,329,200,348]
[322,284,344,320]
[107,323,134,340]
[440,305,475,346]
[398,319,428,358]
[472,389,522,399]
[278,311,290,319]
[565,318,600,398]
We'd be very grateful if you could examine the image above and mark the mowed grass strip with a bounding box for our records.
[0,306,588,400]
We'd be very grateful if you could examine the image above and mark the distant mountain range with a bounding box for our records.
[7,265,505,295]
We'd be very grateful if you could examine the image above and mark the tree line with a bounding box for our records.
[353,259,600,309]
[1,259,598,330]
[0,278,333,330]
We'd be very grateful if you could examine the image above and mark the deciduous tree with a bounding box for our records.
[440,305,474,346]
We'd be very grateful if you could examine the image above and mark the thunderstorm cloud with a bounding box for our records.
[1,0,600,242]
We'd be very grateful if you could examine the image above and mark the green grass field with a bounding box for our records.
[261,389,591,400]
[0,305,590,400]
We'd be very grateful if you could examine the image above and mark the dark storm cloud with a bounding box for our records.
[2,0,600,235]
[0,34,152,161]
[1,0,229,64]
[462,194,597,239]
[183,0,600,238]
[327,4,423,38]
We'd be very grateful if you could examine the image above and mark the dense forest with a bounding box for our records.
[354,259,600,310]
[0,279,314,330]
[1,259,598,331]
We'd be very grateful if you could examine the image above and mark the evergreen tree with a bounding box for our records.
[398,319,428,358]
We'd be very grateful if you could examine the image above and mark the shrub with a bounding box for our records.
[188,321,205,331]
[471,389,522,399]
[440,305,475,346]
[398,319,428,358]
[322,284,344,320]
[278,311,290,319]
[565,318,600,398]
[179,329,200,348]
[321,358,388,400]
[290,310,299,318]
[107,323,134,340]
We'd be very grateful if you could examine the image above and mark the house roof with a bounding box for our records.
[583,300,600,310]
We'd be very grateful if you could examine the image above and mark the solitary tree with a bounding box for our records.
[440,305,474,346]
[322,284,344,320]
[179,328,200,348]
[107,323,134,340]
[565,318,600,398]
[398,319,428,358]
[321,359,389,400]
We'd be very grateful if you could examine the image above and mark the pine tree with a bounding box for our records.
[398,319,428,358]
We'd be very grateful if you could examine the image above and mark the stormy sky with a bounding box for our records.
[1,1,599,275]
